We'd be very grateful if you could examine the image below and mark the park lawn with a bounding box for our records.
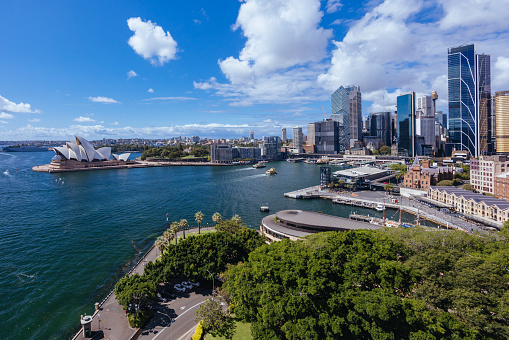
[177,229,215,239]
[205,321,252,340]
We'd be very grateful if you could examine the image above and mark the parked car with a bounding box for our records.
[174,284,186,292]
[189,280,200,287]
[181,281,193,290]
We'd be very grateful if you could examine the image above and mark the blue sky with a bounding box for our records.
[1,0,509,140]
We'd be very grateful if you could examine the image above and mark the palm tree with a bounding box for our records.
[195,211,205,234]
[212,212,222,227]
[231,214,242,224]
[154,236,169,256]
[163,229,174,244]
[180,219,188,239]
[170,221,180,245]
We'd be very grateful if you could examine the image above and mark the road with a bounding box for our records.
[138,288,212,340]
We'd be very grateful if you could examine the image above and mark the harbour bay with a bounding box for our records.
[0,151,415,339]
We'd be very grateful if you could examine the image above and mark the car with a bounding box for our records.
[189,280,200,287]
[181,281,193,290]
[174,284,186,292]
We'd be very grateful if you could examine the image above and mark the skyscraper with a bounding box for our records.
[415,95,435,150]
[397,92,416,157]
[331,86,350,153]
[496,91,509,154]
[281,127,287,142]
[292,126,303,153]
[331,85,362,148]
[249,130,254,140]
[447,44,492,157]
[369,112,392,147]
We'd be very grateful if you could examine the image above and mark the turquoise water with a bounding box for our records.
[0,151,414,339]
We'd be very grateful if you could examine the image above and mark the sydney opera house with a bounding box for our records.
[42,135,136,172]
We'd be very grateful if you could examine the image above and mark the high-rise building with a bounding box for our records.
[292,126,303,153]
[261,136,282,160]
[447,44,492,157]
[331,86,350,153]
[369,112,392,147]
[331,85,362,148]
[397,92,416,157]
[492,95,497,150]
[496,91,509,154]
[249,130,254,140]
[415,95,435,150]
[281,127,287,142]
[307,123,315,146]
[308,119,340,154]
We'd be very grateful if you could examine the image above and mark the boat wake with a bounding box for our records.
[3,170,12,177]
[232,167,255,172]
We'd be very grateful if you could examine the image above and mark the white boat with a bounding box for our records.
[260,205,269,212]
[375,204,385,211]
[253,162,266,168]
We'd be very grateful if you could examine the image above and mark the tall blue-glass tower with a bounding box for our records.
[397,92,416,157]
[447,44,492,157]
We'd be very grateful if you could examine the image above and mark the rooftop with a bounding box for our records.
[430,186,509,209]
[332,166,388,178]
[275,210,381,231]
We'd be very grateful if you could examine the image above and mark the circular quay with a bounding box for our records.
[3,1,509,340]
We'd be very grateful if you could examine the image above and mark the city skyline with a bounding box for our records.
[1,0,509,140]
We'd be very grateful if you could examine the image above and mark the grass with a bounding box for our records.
[205,320,252,340]
[177,229,215,239]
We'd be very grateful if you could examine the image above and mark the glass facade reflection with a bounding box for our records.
[397,92,416,157]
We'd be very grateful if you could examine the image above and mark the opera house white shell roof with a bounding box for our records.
[53,136,130,162]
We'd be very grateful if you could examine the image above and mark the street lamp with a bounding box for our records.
[207,269,214,293]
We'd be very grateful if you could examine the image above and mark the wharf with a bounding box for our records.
[284,186,337,199]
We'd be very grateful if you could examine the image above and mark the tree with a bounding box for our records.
[171,221,180,244]
[154,236,169,256]
[115,273,156,311]
[195,211,205,234]
[372,149,380,155]
[384,183,394,193]
[216,219,246,234]
[212,212,222,227]
[195,297,235,339]
[437,179,454,186]
[380,145,391,155]
[180,219,188,239]
[163,229,175,244]
[231,214,242,224]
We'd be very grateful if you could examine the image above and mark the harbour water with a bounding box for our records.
[0,150,417,339]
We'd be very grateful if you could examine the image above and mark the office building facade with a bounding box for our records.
[281,127,287,142]
[496,91,509,154]
[415,95,435,150]
[330,86,352,153]
[292,127,303,153]
[447,44,492,157]
[368,112,392,147]
[397,92,416,157]
[308,119,340,154]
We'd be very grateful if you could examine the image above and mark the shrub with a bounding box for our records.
[192,320,204,340]
[127,309,154,328]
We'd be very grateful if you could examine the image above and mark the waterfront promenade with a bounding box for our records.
[72,226,215,340]
[284,186,487,234]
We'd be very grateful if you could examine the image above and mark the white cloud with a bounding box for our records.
[0,95,40,113]
[0,112,14,119]
[148,88,154,93]
[127,17,178,66]
[196,0,332,106]
[494,56,509,89]
[326,0,342,14]
[28,118,41,123]
[111,121,119,126]
[74,116,97,123]
[88,96,120,104]
[144,96,196,101]
[0,120,8,124]
[438,0,509,32]
[0,122,288,140]
[127,70,138,79]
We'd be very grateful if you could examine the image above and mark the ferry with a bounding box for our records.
[304,159,317,164]
[266,168,277,175]
[253,162,266,168]
[316,157,329,164]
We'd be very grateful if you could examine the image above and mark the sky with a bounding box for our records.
[1,0,509,140]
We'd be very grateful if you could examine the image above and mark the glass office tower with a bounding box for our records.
[331,86,350,153]
[397,92,416,157]
[447,44,492,157]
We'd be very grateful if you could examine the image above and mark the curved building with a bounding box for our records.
[260,210,380,243]
[48,136,133,172]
